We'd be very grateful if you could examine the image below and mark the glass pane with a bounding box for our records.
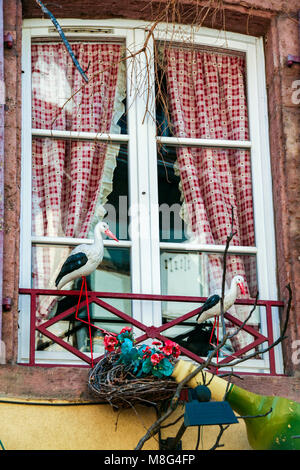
[158,145,188,242]
[157,145,255,247]
[94,144,129,241]
[160,250,260,356]
[156,43,248,141]
[32,42,127,133]
[32,139,129,240]
[33,246,132,354]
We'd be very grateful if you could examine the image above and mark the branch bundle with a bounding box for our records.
[88,353,182,409]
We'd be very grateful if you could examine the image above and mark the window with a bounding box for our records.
[19,19,282,373]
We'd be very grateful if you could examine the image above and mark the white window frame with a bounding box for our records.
[19,18,282,374]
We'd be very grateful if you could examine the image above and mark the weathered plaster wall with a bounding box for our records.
[21,0,299,37]
[2,0,22,363]
[0,399,159,450]
[0,396,254,450]
[264,14,300,375]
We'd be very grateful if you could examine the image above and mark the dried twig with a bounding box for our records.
[237,407,272,420]
[159,413,184,429]
[220,205,237,335]
[208,424,230,450]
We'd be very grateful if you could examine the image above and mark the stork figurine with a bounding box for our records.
[196,275,246,373]
[55,221,119,367]
[55,221,118,290]
[196,275,246,324]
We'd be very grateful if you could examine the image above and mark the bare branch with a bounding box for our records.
[220,205,237,335]
[228,291,259,339]
[236,407,272,420]
[208,424,230,450]
[159,414,184,429]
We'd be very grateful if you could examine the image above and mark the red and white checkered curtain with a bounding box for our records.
[31,43,122,322]
[164,47,257,348]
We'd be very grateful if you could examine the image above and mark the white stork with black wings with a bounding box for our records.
[55,221,118,290]
[196,275,246,324]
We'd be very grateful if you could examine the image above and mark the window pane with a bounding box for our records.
[32,42,127,133]
[162,315,262,360]
[96,144,129,241]
[157,145,255,247]
[158,145,188,242]
[161,250,257,311]
[161,250,260,357]
[32,245,131,299]
[156,44,248,141]
[32,139,129,240]
[33,246,132,354]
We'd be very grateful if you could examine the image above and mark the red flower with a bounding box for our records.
[162,340,180,358]
[104,335,118,352]
[150,353,161,365]
[120,326,132,335]
[161,339,175,356]
[172,343,181,358]
[152,340,161,346]
[142,346,151,359]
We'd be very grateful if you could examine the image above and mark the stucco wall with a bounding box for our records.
[0,397,254,450]
[0,398,159,450]
[264,13,300,374]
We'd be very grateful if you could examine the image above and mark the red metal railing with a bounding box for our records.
[19,288,285,375]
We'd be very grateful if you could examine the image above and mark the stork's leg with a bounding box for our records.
[66,276,85,342]
[83,276,94,368]
[209,316,217,346]
[209,315,220,374]
[216,315,220,374]
[73,278,120,367]
[73,276,94,367]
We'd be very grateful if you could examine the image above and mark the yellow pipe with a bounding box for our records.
[171,359,229,401]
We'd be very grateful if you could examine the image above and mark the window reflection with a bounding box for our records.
[33,247,131,354]
[160,250,259,355]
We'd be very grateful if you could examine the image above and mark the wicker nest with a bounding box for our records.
[88,353,180,409]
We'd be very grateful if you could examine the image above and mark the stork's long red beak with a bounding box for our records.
[238,282,245,295]
[105,229,119,242]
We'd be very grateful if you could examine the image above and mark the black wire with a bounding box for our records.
[195,426,201,450]
[159,414,184,429]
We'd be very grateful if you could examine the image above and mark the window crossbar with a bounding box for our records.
[32,128,129,143]
[157,136,251,149]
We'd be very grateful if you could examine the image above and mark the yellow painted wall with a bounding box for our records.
[0,398,251,450]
